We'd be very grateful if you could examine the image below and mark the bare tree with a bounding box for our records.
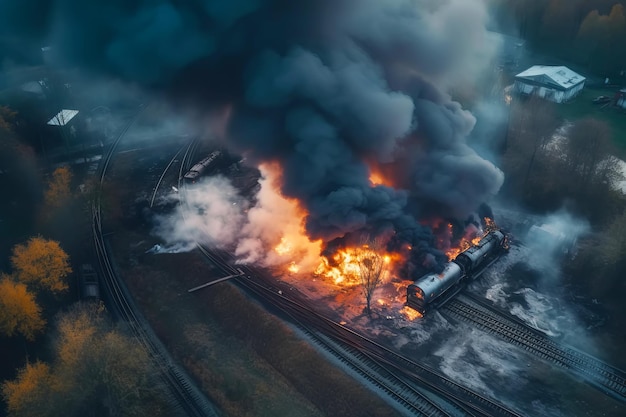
[599,210,626,267]
[356,238,386,317]
[503,95,561,194]
[563,118,619,192]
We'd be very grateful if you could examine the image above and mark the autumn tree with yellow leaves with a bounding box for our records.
[11,237,72,294]
[1,361,52,417]
[43,166,73,209]
[0,276,45,340]
[1,303,170,417]
[0,237,70,339]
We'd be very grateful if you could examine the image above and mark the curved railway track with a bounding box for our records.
[443,295,626,402]
[93,112,219,417]
[235,270,522,417]
[295,317,452,417]
[178,143,522,417]
[176,140,626,415]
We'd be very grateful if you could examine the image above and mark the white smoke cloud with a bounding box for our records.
[151,175,247,253]
[151,165,321,271]
[235,166,322,270]
[523,208,589,278]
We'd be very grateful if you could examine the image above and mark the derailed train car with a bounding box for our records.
[407,229,508,314]
[183,150,223,183]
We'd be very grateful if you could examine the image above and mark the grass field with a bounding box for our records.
[556,86,626,155]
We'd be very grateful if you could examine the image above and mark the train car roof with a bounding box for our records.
[463,229,503,254]
[184,170,201,179]
[413,262,462,301]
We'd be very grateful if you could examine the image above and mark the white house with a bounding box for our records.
[514,65,585,103]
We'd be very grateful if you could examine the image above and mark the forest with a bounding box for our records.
[493,0,626,77]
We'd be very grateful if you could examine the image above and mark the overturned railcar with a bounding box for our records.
[183,150,222,183]
[407,229,507,315]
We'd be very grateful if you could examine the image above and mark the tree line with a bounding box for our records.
[0,237,71,340]
[503,95,623,220]
[1,109,171,417]
[0,236,170,416]
[2,303,169,417]
[501,95,626,300]
[494,0,626,77]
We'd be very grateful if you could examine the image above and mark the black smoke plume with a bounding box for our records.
[2,0,504,275]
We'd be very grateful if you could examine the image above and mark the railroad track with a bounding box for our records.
[236,271,457,417]
[295,316,451,417]
[179,141,523,417]
[93,110,219,417]
[179,141,626,413]
[443,295,626,402]
[235,271,522,417]
[183,238,519,417]
[179,148,450,416]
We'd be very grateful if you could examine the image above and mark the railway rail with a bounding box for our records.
[93,111,219,417]
[235,270,523,417]
[443,295,626,402]
[178,142,523,417]
[295,315,452,417]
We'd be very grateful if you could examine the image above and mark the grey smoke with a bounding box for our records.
[523,209,589,278]
[3,0,505,272]
[151,175,246,252]
[152,169,322,270]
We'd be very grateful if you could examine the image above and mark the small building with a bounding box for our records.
[47,109,79,127]
[514,65,585,103]
[46,109,81,149]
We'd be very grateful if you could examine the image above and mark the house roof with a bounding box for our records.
[515,65,585,90]
[47,109,79,126]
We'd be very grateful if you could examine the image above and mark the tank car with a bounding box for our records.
[407,229,507,314]
[454,230,506,272]
[407,262,463,314]
[183,151,222,183]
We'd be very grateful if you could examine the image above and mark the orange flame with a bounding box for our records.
[247,163,322,272]
[445,235,482,260]
[309,245,403,286]
[314,247,363,285]
[442,217,496,261]
[261,162,404,283]
[400,305,423,320]
[368,165,393,187]
[287,262,300,274]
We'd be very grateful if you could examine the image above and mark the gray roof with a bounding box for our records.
[47,109,79,126]
[515,65,585,90]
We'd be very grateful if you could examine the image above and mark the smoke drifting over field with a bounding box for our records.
[4,0,505,273]
[523,209,590,279]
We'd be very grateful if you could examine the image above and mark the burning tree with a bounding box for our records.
[356,238,386,317]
